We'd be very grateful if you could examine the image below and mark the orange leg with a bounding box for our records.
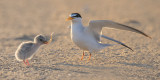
[81,51,85,60]
[0,59,4,63]
[26,60,30,66]
[23,60,27,65]
[88,53,91,60]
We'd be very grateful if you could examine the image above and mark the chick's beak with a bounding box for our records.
[43,41,48,44]
[66,17,74,21]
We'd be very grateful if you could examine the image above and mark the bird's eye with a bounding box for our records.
[39,39,43,41]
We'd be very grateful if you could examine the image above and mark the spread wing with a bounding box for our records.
[101,35,133,51]
[87,20,151,42]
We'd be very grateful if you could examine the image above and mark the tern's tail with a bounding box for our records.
[100,43,115,47]
[99,43,117,50]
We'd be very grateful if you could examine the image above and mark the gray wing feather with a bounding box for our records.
[19,42,34,55]
[101,35,133,51]
[88,20,151,42]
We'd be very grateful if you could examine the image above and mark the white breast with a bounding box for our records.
[71,25,101,52]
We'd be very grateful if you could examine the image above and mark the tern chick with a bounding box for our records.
[15,34,53,66]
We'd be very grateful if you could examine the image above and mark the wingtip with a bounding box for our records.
[141,31,152,39]
[130,48,134,52]
[118,23,152,39]
[148,36,152,39]
[127,47,134,52]
[121,44,134,52]
[144,35,152,39]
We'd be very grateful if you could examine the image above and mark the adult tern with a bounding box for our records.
[66,13,151,60]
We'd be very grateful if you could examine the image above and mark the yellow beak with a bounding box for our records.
[66,17,74,21]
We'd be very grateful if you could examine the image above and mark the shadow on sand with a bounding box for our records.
[14,35,35,41]
[54,62,117,70]
[30,65,63,71]
[125,20,141,26]
[117,62,153,68]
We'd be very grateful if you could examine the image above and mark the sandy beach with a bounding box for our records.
[0,0,160,80]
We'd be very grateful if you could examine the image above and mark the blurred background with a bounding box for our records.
[0,0,160,80]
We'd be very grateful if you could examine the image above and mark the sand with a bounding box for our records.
[0,0,160,80]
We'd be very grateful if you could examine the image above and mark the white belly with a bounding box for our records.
[72,35,89,51]
[71,29,100,52]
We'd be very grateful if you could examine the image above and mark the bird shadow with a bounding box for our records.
[117,62,153,68]
[53,62,117,70]
[14,34,35,41]
[27,63,90,74]
[125,20,141,26]
[111,47,128,52]
[29,65,63,71]
[14,33,64,42]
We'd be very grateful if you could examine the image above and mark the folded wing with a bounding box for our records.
[19,42,34,55]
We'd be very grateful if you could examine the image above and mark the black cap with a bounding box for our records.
[70,13,82,18]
